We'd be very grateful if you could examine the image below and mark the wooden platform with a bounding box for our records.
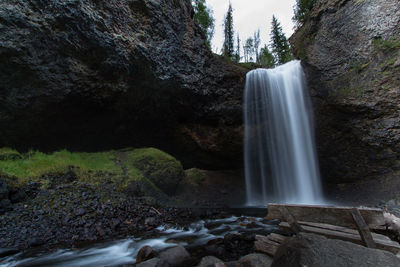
[259,203,400,256]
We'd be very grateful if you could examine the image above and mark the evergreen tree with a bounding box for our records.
[253,30,261,63]
[259,45,275,68]
[244,37,254,62]
[222,2,234,58]
[270,16,293,65]
[293,0,316,28]
[192,0,215,48]
[235,34,241,62]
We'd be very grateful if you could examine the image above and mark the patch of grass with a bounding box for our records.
[373,37,400,52]
[0,147,21,160]
[0,149,120,183]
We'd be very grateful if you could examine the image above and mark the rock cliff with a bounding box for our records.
[0,0,245,168]
[291,0,400,198]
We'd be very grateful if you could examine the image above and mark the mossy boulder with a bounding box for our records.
[127,148,184,196]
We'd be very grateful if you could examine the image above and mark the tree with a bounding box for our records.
[259,45,275,68]
[293,0,316,28]
[222,2,234,59]
[192,0,215,48]
[243,37,254,63]
[253,30,261,63]
[234,34,241,62]
[270,15,293,65]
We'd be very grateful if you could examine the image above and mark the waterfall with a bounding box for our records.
[243,60,323,205]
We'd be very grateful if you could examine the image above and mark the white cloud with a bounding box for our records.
[206,0,297,54]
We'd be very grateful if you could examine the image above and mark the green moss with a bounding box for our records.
[126,148,184,195]
[185,168,206,185]
[0,149,121,184]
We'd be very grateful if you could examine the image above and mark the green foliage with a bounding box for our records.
[293,0,316,28]
[270,16,294,65]
[0,150,120,183]
[258,45,276,68]
[222,3,235,59]
[192,0,215,49]
[0,147,21,160]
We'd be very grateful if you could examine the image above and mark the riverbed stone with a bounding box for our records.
[159,246,191,267]
[198,256,225,266]
[271,233,400,267]
[137,245,156,264]
[136,257,169,267]
[236,253,273,267]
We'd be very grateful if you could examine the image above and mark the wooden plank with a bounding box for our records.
[279,222,400,253]
[278,206,302,234]
[267,203,384,229]
[297,221,391,242]
[351,208,376,248]
[267,233,290,244]
[256,235,281,246]
[254,240,278,256]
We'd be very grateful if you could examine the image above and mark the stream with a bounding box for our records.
[0,212,279,267]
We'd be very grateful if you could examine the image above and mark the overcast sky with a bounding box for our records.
[206,0,297,54]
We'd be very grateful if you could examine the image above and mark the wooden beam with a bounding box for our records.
[267,203,384,229]
[279,222,400,254]
[267,233,290,244]
[254,240,278,256]
[351,208,376,248]
[296,221,391,242]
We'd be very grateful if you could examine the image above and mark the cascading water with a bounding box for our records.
[244,60,323,205]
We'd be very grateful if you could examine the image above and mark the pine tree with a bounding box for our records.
[253,30,261,63]
[235,34,241,62]
[222,3,234,59]
[259,45,275,68]
[293,0,316,28]
[192,0,215,49]
[270,15,293,65]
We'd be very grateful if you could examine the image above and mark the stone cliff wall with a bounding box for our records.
[291,0,400,186]
[0,0,245,168]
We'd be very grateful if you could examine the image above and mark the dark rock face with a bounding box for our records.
[0,0,245,168]
[272,233,400,267]
[290,0,400,189]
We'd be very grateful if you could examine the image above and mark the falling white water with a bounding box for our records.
[244,60,323,205]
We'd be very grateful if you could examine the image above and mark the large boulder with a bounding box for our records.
[290,0,400,200]
[272,233,400,267]
[0,0,246,169]
[159,246,191,267]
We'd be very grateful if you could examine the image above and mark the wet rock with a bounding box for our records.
[136,258,170,267]
[0,0,245,169]
[137,246,156,264]
[0,248,19,257]
[236,253,273,267]
[272,233,400,267]
[0,179,8,200]
[159,246,191,267]
[290,0,400,190]
[198,256,225,267]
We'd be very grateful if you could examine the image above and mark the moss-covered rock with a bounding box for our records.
[0,147,185,198]
[127,148,184,196]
